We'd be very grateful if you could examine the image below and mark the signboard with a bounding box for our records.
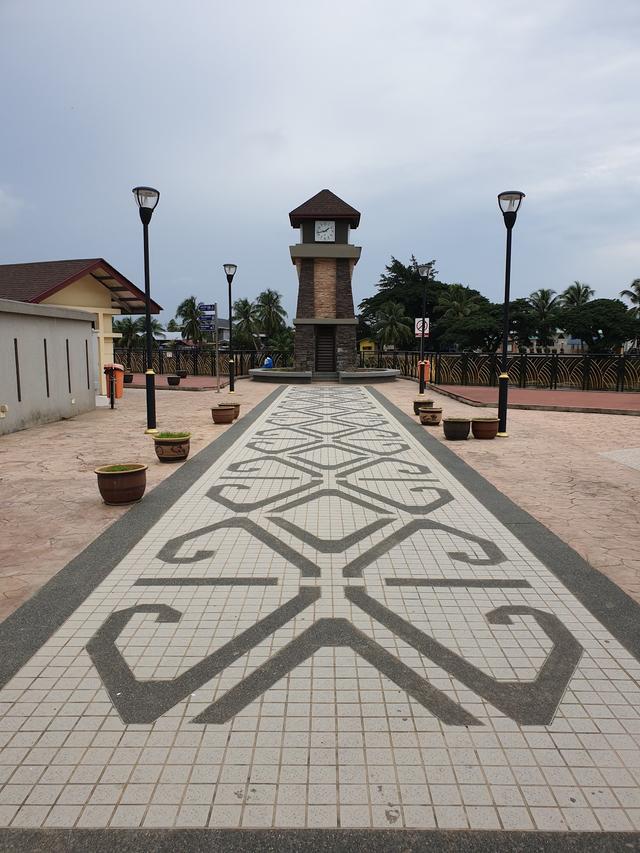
[198,303,217,313]
[414,318,430,337]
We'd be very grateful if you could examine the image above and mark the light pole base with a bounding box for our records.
[144,427,159,435]
[496,431,509,438]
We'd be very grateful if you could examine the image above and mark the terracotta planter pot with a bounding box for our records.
[413,398,434,414]
[123,373,134,384]
[95,464,147,505]
[419,406,442,425]
[167,375,180,386]
[472,418,499,440]
[152,434,191,462]
[212,406,235,424]
[231,403,240,420]
[176,369,188,379]
[443,418,470,441]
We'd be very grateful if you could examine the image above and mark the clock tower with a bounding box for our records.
[289,189,361,374]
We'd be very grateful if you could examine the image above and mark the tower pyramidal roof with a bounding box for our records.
[289,189,360,228]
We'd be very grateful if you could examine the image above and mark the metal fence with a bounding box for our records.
[359,351,640,392]
[114,347,292,378]
[114,347,640,392]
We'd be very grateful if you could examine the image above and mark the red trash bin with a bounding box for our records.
[103,363,125,399]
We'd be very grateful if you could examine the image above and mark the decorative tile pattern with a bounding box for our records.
[1,386,639,833]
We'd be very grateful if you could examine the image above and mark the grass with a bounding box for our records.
[154,431,191,439]
[99,464,143,473]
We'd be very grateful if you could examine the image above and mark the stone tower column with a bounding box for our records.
[288,190,361,374]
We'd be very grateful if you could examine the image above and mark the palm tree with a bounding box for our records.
[528,288,560,347]
[134,317,166,347]
[561,281,595,307]
[269,327,294,361]
[255,289,287,337]
[620,278,640,317]
[437,284,481,321]
[374,301,413,350]
[233,298,260,349]
[175,296,204,342]
[112,316,141,369]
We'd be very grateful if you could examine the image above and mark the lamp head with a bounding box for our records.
[498,191,525,229]
[224,263,237,284]
[132,186,160,225]
[417,263,433,279]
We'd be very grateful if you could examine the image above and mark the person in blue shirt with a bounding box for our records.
[263,356,273,369]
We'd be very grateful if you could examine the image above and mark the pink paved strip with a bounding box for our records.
[127,372,229,390]
[433,384,640,413]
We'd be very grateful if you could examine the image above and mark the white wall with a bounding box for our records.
[0,299,96,435]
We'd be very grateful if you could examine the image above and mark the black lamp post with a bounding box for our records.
[132,186,160,433]
[224,263,237,392]
[417,263,433,394]
[497,190,525,437]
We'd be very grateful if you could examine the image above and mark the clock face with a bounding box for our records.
[315,220,335,242]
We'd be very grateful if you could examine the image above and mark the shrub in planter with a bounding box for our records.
[152,431,191,462]
[413,398,434,414]
[419,406,442,425]
[471,417,499,440]
[167,374,181,386]
[443,417,470,441]
[123,372,134,384]
[212,405,235,424]
[95,464,147,505]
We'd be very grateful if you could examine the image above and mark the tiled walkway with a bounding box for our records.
[1,385,639,847]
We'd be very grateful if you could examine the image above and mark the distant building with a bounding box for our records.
[0,259,161,393]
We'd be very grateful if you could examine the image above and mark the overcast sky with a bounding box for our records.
[1,0,639,322]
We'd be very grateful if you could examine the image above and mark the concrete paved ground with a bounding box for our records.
[0,382,274,622]
[380,382,640,605]
[0,384,639,847]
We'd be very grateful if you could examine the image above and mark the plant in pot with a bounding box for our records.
[442,417,471,441]
[418,406,442,425]
[167,374,181,386]
[212,405,235,424]
[95,464,147,505]
[152,431,191,462]
[413,397,434,414]
[471,417,499,440]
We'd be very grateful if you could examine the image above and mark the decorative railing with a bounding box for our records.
[114,347,292,377]
[114,347,640,392]
[359,351,640,392]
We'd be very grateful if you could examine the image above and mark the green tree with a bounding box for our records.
[528,288,561,346]
[174,296,204,342]
[112,316,141,369]
[508,298,537,349]
[233,298,260,349]
[560,299,640,352]
[255,289,287,337]
[359,256,448,349]
[269,326,295,361]
[166,318,180,333]
[561,281,595,307]
[437,284,483,322]
[373,301,413,349]
[620,278,640,317]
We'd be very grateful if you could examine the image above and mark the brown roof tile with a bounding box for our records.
[0,258,162,314]
[289,189,360,228]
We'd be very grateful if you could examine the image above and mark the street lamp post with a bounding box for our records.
[132,186,160,433]
[224,264,237,392]
[497,190,525,437]
[417,263,432,394]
